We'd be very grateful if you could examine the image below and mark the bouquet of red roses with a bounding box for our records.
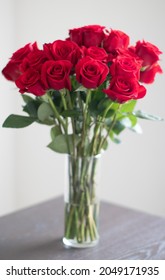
[2,25,162,156]
[2,24,163,154]
[2,25,163,247]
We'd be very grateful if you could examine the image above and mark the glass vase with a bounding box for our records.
[63,154,101,248]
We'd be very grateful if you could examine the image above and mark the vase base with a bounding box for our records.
[62,237,99,248]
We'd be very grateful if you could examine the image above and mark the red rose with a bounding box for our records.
[84,46,108,62]
[20,49,48,73]
[103,29,130,56]
[135,40,162,67]
[2,42,38,81]
[43,40,82,66]
[103,76,146,103]
[15,68,45,96]
[75,56,109,89]
[69,25,106,47]
[110,54,142,79]
[131,41,163,83]
[140,63,163,83]
[41,60,72,91]
[2,61,21,82]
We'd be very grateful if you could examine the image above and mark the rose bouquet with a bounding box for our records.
[2,25,163,247]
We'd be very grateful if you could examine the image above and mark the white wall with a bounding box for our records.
[0,0,17,215]
[0,0,165,216]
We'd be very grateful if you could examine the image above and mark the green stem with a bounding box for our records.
[60,90,69,130]
[64,156,99,244]
[76,92,84,156]
[60,90,67,110]
[65,205,75,239]
[91,102,114,155]
[66,90,76,157]
[77,91,84,111]
[81,90,91,156]
[47,93,67,133]
[48,91,72,155]
[98,103,121,153]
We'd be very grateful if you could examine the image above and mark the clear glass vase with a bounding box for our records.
[63,154,101,248]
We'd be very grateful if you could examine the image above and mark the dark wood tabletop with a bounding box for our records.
[0,196,165,260]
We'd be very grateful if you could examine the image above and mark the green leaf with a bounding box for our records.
[47,134,80,154]
[39,119,55,126]
[127,114,137,127]
[97,99,112,111]
[75,85,87,92]
[133,110,164,121]
[48,134,69,153]
[110,117,134,135]
[102,139,109,150]
[112,121,125,135]
[50,125,62,140]
[2,114,36,128]
[22,94,34,104]
[89,90,108,117]
[120,117,132,128]
[109,131,121,144]
[120,100,137,113]
[23,101,39,117]
[61,109,82,118]
[37,102,54,122]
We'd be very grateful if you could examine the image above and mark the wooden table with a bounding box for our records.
[0,197,165,260]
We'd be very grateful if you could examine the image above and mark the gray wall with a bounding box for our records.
[0,0,165,216]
